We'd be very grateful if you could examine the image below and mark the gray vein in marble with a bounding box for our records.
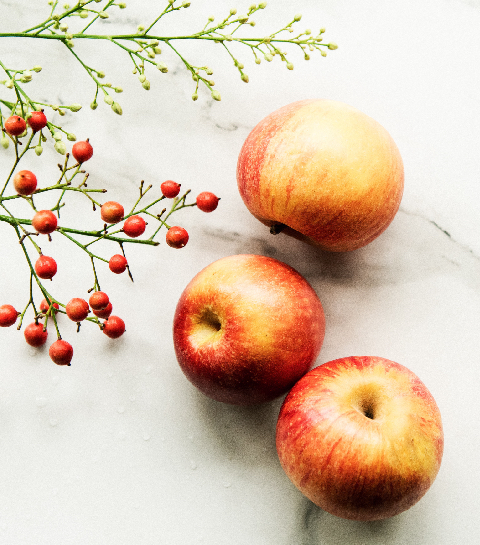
[201,208,480,293]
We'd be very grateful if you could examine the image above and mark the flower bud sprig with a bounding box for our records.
[0,1,335,115]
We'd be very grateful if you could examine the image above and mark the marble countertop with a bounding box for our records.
[1,0,479,543]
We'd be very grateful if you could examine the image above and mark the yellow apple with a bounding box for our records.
[237,99,404,252]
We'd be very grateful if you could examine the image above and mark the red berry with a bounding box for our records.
[0,304,18,327]
[166,226,189,249]
[93,302,113,319]
[24,322,48,347]
[109,254,128,274]
[196,191,220,213]
[101,201,124,224]
[27,111,47,132]
[89,291,109,311]
[35,255,57,280]
[13,170,37,196]
[103,315,125,339]
[123,215,146,238]
[4,115,26,136]
[32,210,57,234]
[161,180,181,198]
[66,298,89,322]
[72,140,93,163]
[40,298,59,314]
[49,339,73,366]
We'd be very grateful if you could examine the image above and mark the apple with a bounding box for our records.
[172,254,325,405]
[237,99,404,252]
[276,356,443,521]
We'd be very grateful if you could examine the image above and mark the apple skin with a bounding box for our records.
[173,254,325,405]
[237,99,404,252]
[276,356,443,521]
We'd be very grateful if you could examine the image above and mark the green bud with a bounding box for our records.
[66,40,74,48]
[52,14,60,20]
[238,15,249,23]
[142,80,151,90]
[156,62,168,73]
[192,93,198,101]
[1,136,9,149]
[32,65,42,72]
[321,50,327,57]
[249,4,256,10]
[304,53,310,61]
[58,109,66,116]
[60,23,68,32]
[241,73,249,83]
[118,2,127,8]
[208,16,215,21]
[182,1,191,7]
[115,87,123,93]
[168,0,174,3]
[111,102,123,115]
[63,3,70,8]
[147,51,156,59]
[286,62,294,70]
[328,42,338,50]
[138,74,146,83]
[230,8,237,15]
[65,33,73,40]
[97,71,105,79]
[294,14,302,22]
[99,11,109,18]
[265,53,273,62]
[22,71,33,82]
[255,57,261,65]
[250,21,256,26]
[137,25,145,32]
[5,79,14,89]
[79,10,88,18]
[54,141,67,155]
[53,22,60,29]
[35,144,43,156]
[70,103,82,112]
[53,132,63,141]
[67,133,76,141]
[153,47,162,54]
[258,2,267,8]
[319,27,326,34]
[211,90,221,101]
[205,68,213,75]
[225,34,233,41]
[104,95,114,105]
[90,101,98,110]
[305,29,311,35]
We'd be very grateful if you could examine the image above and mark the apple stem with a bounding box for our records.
[270,223,286,235]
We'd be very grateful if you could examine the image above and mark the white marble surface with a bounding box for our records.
[1,0,480,543]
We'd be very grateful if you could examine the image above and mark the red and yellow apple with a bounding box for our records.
[237,99,404,252]
[172,254,325,405]
[276,356,443,521]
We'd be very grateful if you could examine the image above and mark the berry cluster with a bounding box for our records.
[1,111,219,366]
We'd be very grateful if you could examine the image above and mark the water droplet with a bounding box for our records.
[36,397,48,408]
[142,432,151,441]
